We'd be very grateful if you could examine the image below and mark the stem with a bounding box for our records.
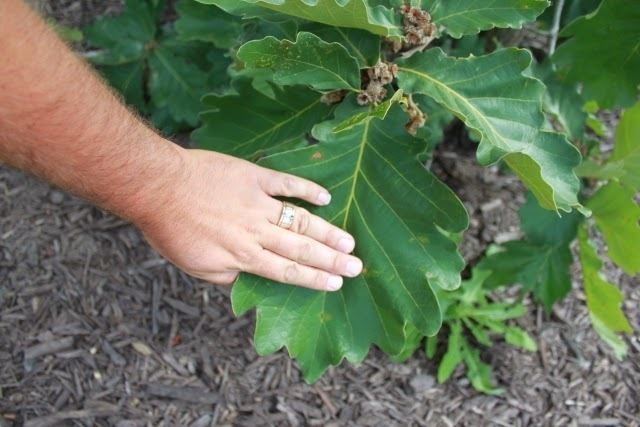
[549,0,566,55]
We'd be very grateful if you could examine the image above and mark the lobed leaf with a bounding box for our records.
[426,0,550,38]
[199,0,402,36]
[577,226,632,359]
[397,48,583,213]
[237,32,361,91]
[230,101,468,381]
[552,0,640,108]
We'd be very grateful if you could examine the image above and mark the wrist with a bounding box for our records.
[104,133,188,229]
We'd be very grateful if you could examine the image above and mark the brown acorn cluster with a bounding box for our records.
[321,89,348,105]
[357,61,399,106]
[402,95,426,136]
[400,5,437,47]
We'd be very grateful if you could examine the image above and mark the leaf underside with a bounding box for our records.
[427,0,550,38]
[199,0,402,37]
[231,101,468,382]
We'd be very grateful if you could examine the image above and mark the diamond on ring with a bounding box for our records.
[277,202,296,229]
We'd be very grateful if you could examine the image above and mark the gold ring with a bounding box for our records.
[277,202,296,229]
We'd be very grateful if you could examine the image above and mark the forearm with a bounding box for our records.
[0,0,183,224]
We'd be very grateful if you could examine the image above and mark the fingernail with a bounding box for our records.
[337,237,354,253]
[346,259,363,277]
[317,192,331,205]
[326,275,343,291]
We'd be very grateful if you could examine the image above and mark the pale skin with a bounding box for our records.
[0,0,363,291]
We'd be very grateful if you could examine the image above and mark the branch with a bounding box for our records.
[549,0,566,55]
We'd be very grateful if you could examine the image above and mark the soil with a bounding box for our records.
[1,2,639,427]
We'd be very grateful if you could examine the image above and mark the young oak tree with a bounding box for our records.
[191,0,583,382]
[85,0,638,388]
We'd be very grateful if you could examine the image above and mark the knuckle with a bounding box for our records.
[325,227,341,245]
[282,176,296,194]
[245,222,263,240]
[283,262,300,283]
[297,242,312,264]
[295,209,311,234]
[232,245,258,268]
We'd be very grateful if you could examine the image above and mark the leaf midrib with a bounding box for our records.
[341,119,370,229]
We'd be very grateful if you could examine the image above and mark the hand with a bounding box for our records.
[136,147,363,291]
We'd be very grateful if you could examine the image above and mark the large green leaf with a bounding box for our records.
[175,0,244,48]
[230,101,468,381]
[587,182,640,276]
[578,226,632,359]
[425,0,550,38]
[193,81,331,160]
[199,0,402,37]
[552,0,640,108]
[397,48,582,213]
[237,32,361,91]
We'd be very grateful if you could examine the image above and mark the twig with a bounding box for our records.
[549,0,566,54]
[398,35,437,60]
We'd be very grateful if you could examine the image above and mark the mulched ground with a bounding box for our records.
[1,2,639,426]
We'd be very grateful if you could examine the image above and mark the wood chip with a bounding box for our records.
[145,383,219,404]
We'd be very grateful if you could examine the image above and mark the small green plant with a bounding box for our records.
[427,268,537,394]
[86,0,639,390]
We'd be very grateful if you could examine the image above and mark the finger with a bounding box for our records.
[264,197,356,253]
[248,249,344,292]
[261,170,331,206]
[260,225,363,278]
[200,272,239,286]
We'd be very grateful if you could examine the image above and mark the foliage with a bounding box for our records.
[552,0,640,108]
[84,0,232,134]
[85,0,638,391]
[427,269,537,394]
